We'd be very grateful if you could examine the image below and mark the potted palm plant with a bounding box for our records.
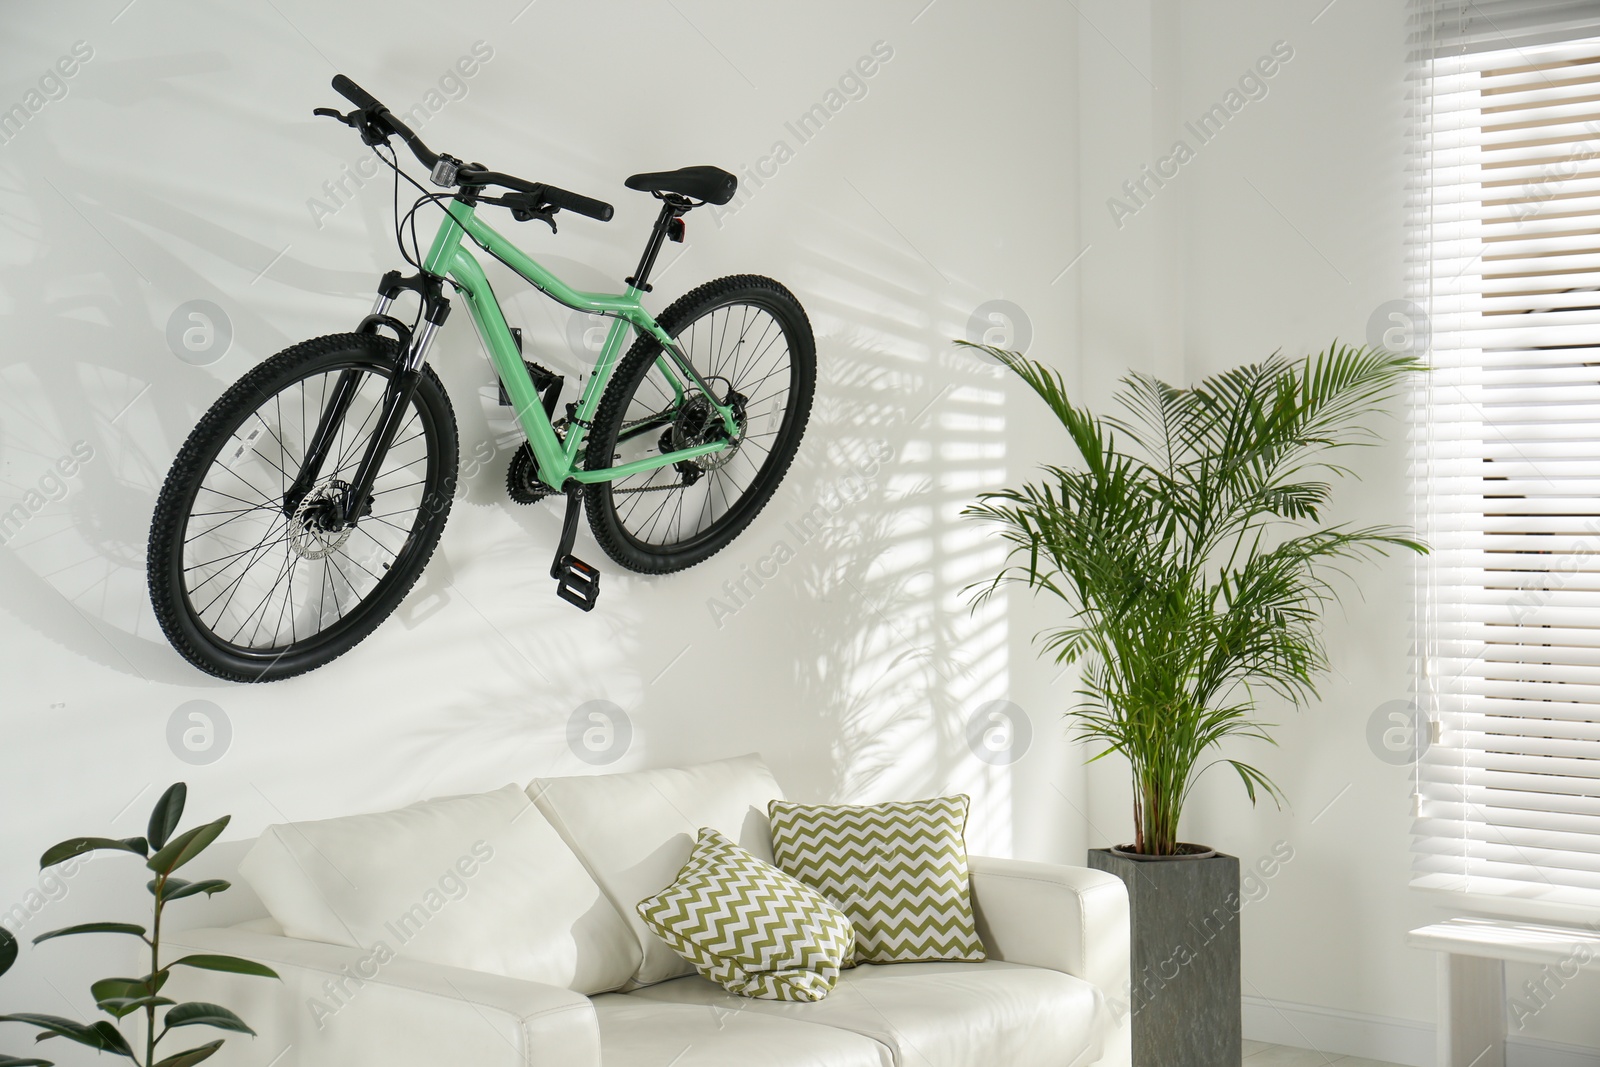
[963,343,1423,1067]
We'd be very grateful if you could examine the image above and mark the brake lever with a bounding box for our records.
[313,106,359,128]
[314,106,390,147]
[513,204,558,234]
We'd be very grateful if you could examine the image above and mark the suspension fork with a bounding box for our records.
[283,367,363,515]
[284,272,450,526]
[340,292,450,526]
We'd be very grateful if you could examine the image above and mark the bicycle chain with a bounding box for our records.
[602,409,688,495]
[610,480,688,495]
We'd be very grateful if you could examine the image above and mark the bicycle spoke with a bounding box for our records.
[210,453,281,509]
[259,551,300,648]
[185,525,293,576]
[196,484,277,511]
[232,548,298,646]
[183,501,281,545]
[331,541,386,585]
[207,534,291,633]
[238,413,297,490]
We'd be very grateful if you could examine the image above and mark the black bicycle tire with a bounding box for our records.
[147,333,458,682]
[583,275,815,573]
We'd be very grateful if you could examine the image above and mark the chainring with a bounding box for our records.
[506,443,556,504]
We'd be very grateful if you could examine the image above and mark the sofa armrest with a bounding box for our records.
[968,856,1131,1067]
[163,926,601,1067]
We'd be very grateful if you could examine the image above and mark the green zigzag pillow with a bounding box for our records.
[768,795,986,964]
[636,827,855,1001]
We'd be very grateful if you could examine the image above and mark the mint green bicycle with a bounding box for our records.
[147,76,815,681]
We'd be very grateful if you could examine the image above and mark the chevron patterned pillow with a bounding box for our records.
[636,827,855,1001]
[767,795,986,964]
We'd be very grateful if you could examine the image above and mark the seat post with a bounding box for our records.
[626,196,688,293]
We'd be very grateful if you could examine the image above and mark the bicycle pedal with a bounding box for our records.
[553,554,599,612]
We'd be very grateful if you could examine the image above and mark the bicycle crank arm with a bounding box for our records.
[550,484,600,611]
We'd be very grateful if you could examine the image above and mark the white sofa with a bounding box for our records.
[167,755,1131,1067]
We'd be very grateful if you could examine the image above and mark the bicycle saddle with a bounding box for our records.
[624,165,738,206]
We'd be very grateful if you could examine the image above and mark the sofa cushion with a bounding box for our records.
[768,796,985,964]
[627,960,1106,1067]
[529,754,786,986]
[638,828,855,1001]
[591,994,891,1067]
[237,784,640,994]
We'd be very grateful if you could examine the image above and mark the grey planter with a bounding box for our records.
[1087,848,1241,1067]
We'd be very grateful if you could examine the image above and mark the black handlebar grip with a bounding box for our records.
[544,185,615,223]
[332,75,383,112]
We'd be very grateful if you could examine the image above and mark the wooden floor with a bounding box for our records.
[1244,1040,1406,1066]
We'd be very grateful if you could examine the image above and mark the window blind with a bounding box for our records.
[1411,1,1600,57]
[1413,3,1600,904]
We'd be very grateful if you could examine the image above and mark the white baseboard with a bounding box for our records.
[1507,1036,1600,1067]
[1242,995,1600,1066]
[1243,994,1433,1066]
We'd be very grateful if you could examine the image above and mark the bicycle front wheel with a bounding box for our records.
[147,333,458,682]
[584,275,816,573]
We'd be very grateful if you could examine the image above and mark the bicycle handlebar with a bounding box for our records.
[331,74,382,112]
[536,183,616,223]
[453,165,615,222]
[327,75,613,223]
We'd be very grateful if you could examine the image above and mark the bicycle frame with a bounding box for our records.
[417,198,738,492]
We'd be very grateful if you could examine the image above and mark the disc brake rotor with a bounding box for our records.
[671,390,747,471]
[288,482,355,559]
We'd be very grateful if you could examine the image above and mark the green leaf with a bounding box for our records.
[0,1015,124,1054]
[90,976,174,1019]
[38,837,146,869]
[31,923,145,947]
[0,927,16,977]
[167,955,278,980]
[148,876,185,898]
[88,1021,134,1058]
[0,1054,55,1066]
[155,879,231,903]
[146,817,229,877]
[147,784,188,851]
[95,996,173,1020]
[152,1040,223,1067]
[163,1003,254,1036]
[97,969,171,996]
[90,978,149,1003]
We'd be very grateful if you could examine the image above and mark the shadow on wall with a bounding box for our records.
[778,205,1015,820]
[0,46,370,687]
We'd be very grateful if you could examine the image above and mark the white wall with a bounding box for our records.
[0,1,1088,1060]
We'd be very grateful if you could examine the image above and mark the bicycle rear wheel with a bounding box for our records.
[147,333,457,681]
[584,274,815,573]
